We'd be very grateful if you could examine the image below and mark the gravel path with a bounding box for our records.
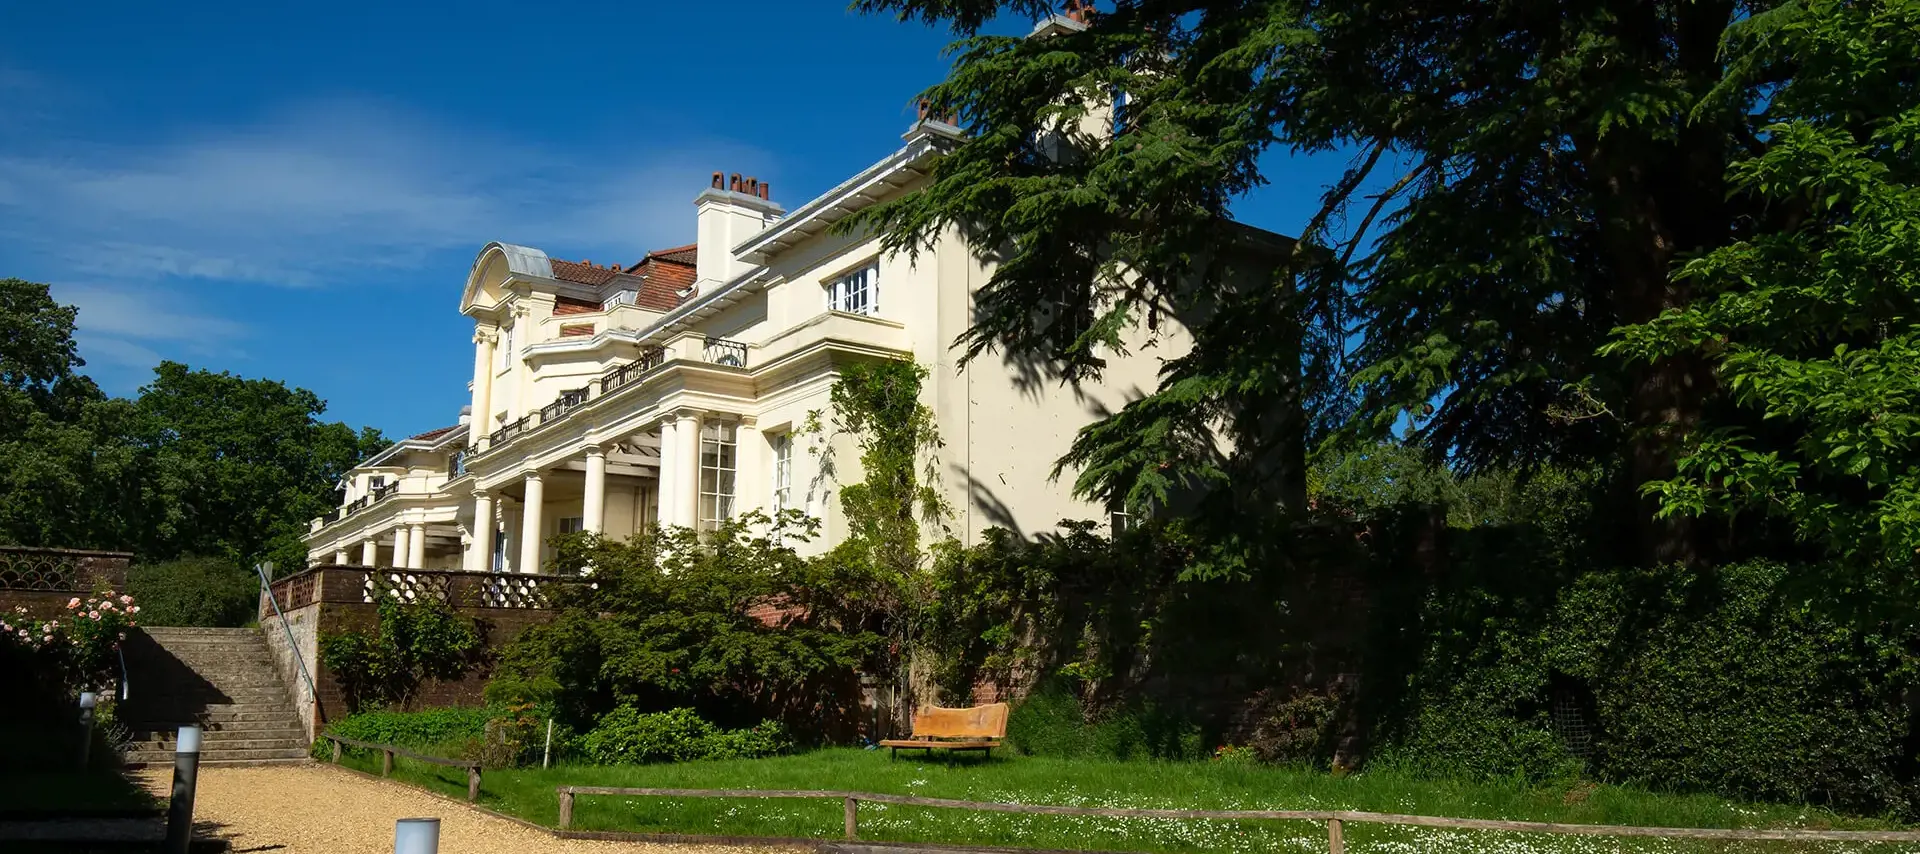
[136,763,796,854]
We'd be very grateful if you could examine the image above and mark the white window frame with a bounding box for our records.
[826,262,879,316]
[497,324,514,372]
[557,516,585,535]
[771,432,793,512]
[698,422,738,531]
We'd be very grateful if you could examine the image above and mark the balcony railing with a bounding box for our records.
[475,340,749,458]
[704,338,748,367]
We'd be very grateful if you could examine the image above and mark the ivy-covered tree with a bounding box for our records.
[853,0,1918,568]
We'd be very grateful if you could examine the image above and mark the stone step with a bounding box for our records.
[132,673,289,689]
[131,736,307,752]
[132,718,304,733]
[141,627,265,637]
[130,725,307,742]
[127,686,294,701]
[123,706,302,724]
[122,746,311,764]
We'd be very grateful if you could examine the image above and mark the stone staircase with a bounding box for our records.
[116,626,311,766]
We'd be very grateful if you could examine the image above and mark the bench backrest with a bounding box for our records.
[911,703,1010,740]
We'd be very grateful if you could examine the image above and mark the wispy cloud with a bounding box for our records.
[1,98,768,290]
[1,94,771,389]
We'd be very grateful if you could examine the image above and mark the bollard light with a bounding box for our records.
[77,692,99,770]
[164,725,204,854]
[394,817,441,854]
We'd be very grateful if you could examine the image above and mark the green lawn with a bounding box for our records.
[331,747,1911,853]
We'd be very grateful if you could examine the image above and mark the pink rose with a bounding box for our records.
[66,598,80,609]
[88,611,99,620]
[129,606,140,614]
[118,632,127,641]
[119,595,132,605]
[42,634,52,643]
[15,630,26,639]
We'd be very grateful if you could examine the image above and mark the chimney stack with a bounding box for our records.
[695,168,785,290]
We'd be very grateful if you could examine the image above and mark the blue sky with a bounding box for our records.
[0,1,1348,440]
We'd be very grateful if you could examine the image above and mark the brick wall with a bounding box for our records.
[259,565,579,735]
[0,546,132,619]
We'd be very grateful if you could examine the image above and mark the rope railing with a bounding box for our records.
[553,786,1920,849]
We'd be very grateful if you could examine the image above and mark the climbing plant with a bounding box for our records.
[320,596,481,713]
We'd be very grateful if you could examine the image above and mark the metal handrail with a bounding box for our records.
[255,563,319,725]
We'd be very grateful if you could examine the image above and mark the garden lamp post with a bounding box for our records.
[76,691,97,770]
[395,817,441,854]
[163,725,201,854]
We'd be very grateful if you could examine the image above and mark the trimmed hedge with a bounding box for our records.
[578,707,791,764]
[315,707,491,755]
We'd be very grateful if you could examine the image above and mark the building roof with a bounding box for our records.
[406,425,462,443]
[623,246,698,312]
[549,258,624,287]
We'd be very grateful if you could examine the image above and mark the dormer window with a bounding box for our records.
[827,263,878,316]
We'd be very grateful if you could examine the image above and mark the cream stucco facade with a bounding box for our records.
[302,14,1295,574]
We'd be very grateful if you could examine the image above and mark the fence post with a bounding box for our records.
[467,766,481,802]
[1327,818,1345,854]
[382,748,394,776]
[558,789,574,830]
[844,796,858,840]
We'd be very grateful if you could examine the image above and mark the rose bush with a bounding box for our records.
[0,588,140,695]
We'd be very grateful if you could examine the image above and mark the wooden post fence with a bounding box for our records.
[551,785,1920,847]
[322,734,484,802]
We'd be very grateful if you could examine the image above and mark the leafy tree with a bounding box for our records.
[1604,0,1920,577]
[851,0,1916,567]
[0,278,384,569]
[131,361,386,569]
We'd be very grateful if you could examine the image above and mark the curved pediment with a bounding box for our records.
[461,242,553,314]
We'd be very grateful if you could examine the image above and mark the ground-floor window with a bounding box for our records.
[698,421,738,530]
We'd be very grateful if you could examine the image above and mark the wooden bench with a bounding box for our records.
[878,703,1009,758]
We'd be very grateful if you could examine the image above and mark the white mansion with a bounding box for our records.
[302,14,1294,574]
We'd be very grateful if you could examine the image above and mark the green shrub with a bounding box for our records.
[578,707,790,765]
[127,557,257,628]
[319,596,481,713]
[315,707,491,759]
[1370,556,1920,814]
[1007,681,1205,761]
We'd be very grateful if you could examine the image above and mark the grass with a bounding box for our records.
[329,746,1913,854]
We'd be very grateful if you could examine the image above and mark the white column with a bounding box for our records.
[333,548,348,565]
[360,538,378,567]
[408,523,427,569]
[734,421,763,518]
[468,491,495,572]
[656,419,680,529]
[392,526,410,570]
[470,328,496,444]
[519,471,545,574]
[679,412,704,528]
[583,444,607,535]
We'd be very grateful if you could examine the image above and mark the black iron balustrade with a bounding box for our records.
[447,450,468,480]
[474,341,744,457]
[601,346,666,394]
[704,337,748,367]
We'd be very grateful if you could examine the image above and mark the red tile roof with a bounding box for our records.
[549,258,622,287]
[407,425,462,443]
[622,245,698,312]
